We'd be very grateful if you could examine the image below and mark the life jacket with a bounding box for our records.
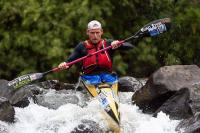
[82,39,112,74]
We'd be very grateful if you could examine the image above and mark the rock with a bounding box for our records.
[36,80,75,90]
[0,79,32,107]
[35,89,82,109]
[0,79,78,108]
[0,80,13,100]
[71,119,104,133]
[153,88,193,119]
[9,86,33,107]
[118,76,145,92]
[0,97,15,123]
[132,65,200,119]
[176,112,200,133]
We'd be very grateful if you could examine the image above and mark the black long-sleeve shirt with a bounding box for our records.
[65,39,134,63]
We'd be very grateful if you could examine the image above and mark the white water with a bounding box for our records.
[0,91,181,133]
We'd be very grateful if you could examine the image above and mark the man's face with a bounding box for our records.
[87,28,103,44]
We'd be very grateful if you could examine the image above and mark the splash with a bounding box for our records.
[0,92,180,133]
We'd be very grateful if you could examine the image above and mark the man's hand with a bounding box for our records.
[58,62,69,70]
[111,40,120,49]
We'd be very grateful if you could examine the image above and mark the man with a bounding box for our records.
[58,20,132,87]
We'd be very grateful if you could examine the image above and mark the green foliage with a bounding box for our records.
[0,0,199,81]
[113,52,128,75]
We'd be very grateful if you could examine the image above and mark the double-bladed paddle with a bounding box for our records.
[8,18,171,90]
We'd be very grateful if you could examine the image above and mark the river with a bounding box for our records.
[0,89,181,133]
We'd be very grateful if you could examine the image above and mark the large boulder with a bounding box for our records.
[132,65,200,119]
[0,97,15,123]
[153,88,193,119]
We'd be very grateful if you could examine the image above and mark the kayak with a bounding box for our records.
[82,81,120,126]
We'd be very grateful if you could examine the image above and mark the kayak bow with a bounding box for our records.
[82,82,120,125]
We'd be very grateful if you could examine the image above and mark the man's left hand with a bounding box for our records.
[111,40,120,49]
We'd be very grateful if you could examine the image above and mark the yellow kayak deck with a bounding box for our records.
[82,81,120,128]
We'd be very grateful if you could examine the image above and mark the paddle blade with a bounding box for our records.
[138,18,171,37]
[8,73,44,90]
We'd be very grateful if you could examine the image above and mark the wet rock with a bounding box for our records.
[132,65,200,119]
[176,112,200,133]
[9,86,33,107]
[36,80,75,90]
[0,80,13,101]
[71,119,104,133]
[0,79,35,107]
[36,89,81,109]
[154,88,193,119]
[118,76,145,92]
[0,97,15,123]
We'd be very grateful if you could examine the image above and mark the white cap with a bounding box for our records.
[87,20,102,30]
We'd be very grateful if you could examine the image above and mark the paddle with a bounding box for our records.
[7,18,171,90]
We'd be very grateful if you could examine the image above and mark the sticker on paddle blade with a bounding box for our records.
[8,73,43,89]
[149,23,167,36]
[142,22,167,37]
[8,75,32,89]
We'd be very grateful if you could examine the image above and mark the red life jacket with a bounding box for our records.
[82,39,112,74]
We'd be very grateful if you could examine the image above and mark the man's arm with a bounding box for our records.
[65,43,86,62]
[58,42,86,69]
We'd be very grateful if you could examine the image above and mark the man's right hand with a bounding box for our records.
[111,40,120,49]
[58,62,69,70]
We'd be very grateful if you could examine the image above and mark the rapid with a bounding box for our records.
[0,88,181,133]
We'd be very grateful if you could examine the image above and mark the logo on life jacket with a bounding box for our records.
[82,40,112,74]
